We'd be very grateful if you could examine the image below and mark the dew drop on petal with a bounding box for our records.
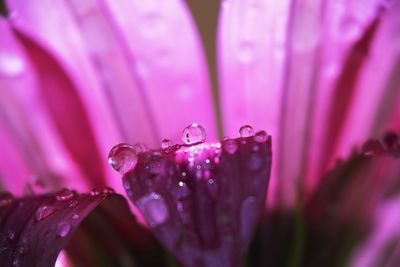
[0,191,14,207]
[68,200,78,208]
[72,213,79,220]
[35,205,55,221]
[224,139,238,154]
[161,139,173,149]
[108,143,138,174]
[90,188,101,196]
[56,222,71,237]
[181,123,207,145]
[133,143,148,153]
[102,187,115,195]
[239,125,255,137]
[56,188,73,201]
[254,130,268,143]
[138,193,168,227]
[361,139,384,156]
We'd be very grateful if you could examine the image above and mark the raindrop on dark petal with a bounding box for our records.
[56,222,71,237]
[254,130,268,143]
[239,125,255,137]
[224,139,238,154]
[0,191,14,206]
[55,188,73,201]
[181,123,207,145]
[90,189,101,196]
[35,205,55,221]
[108,143,138,174]
[361,139,384,156]
[71,213,79,220]
[161,139,173,149]
[138,193,169,227]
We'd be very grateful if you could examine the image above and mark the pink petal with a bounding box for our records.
[103,0,216,141]
[0,18,87,193]
[218,0,394,205]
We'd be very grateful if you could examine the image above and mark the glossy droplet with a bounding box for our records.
[138,193,169,227]
[72,213,79,220]
[161,139,173,149]
[133,143,148,153]
[254,130,268,143]
[102,187,115,194]
[224,139,238,154]
[91,189,101,196]
[108,143,138,174]
[0,191,14,207]
[57,222,71,237]
[35,205,55,221]
[239,125,255,137]
[171,181,191,200]
[68,200,78,208]
[25,178,46,195]
[56,188,73,201]
[361,139,384,156]
[181,123,206,145]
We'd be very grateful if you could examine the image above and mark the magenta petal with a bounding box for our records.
[103,0,217,141]
[122,133,272,267]
[0,18,87,193]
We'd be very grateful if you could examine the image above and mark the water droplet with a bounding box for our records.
[57,222,71,237]
[108,143,138,174]
[123,179,131,190]
[224,139,238,154]
[254,130,268,143]
[361,139,384,156]
[102,187,115,194]
[56,188,73,201]
[72,213,79,220]
[68,200,78,208]
[35,205,55,221]
[161,139,173,149]
[239,125,255,137]
[133,143,148,153]
[137,193,168,227]
[0,191,14,206]
[25,178,46,195]
[181,123,206,145]
[171,181,191,200]
[91,189,101,196]
[8,231,15,240]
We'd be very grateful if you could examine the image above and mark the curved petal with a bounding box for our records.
[0,18,86,193]
[103,0,216,141]
[218,0,394,205]
[0,189,166,267]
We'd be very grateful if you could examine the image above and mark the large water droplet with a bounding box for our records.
[137,193,168,227]
[0,191,14,207]
[224,139,238,154]
[108,143,138,174]
[239,125,255,137]
[133,143,148,153]
[56,188,73,201]
[181,123,206,145]
[254,130,268,143]
[56,222,71,237]
[361,139,383,156]
[35,205,55,221]
[161,139,173,149]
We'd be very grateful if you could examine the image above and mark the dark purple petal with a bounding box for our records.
[122,134,272,267]
[0,189,166,267]
[249,133,400,267]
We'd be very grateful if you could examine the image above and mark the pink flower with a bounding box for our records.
[0,0,399,266]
